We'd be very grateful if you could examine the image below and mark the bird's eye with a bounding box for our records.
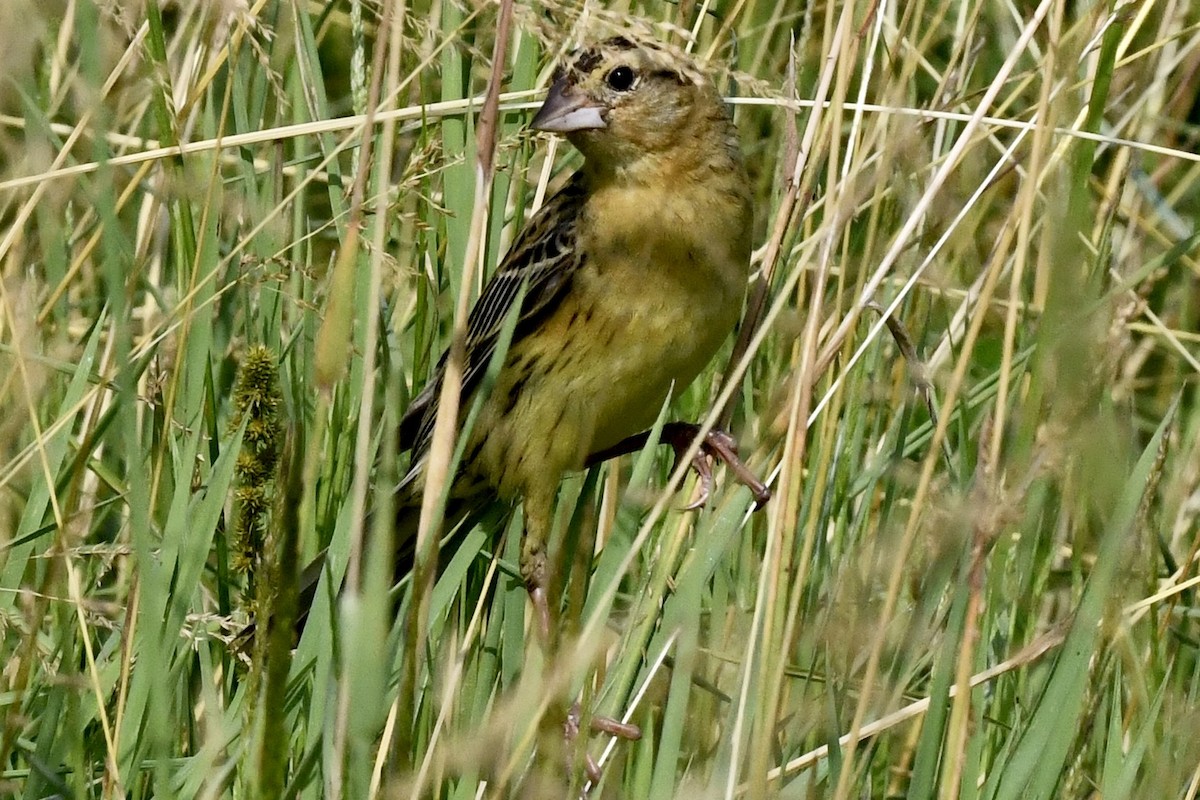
[605,66,636,92]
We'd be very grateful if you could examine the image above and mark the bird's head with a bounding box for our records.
[531,36,732,176]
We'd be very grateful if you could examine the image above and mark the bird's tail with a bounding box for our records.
[285,499,421,637]
[236,487,496,647]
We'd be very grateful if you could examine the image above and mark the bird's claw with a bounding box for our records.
[701,429,772,510]
[668,425,771,511]
[585,422,771,512]
[681,449,715,510]
[564,702,641,788]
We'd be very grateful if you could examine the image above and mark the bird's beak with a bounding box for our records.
[531,78,607,133]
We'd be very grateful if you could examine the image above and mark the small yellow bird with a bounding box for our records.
[394,35,767,636]
[243,36,767,775]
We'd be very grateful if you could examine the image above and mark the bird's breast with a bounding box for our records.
[561,184,750,452]
[466,176,751,498]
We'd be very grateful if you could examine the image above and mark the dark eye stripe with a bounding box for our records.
[649,68,689,86]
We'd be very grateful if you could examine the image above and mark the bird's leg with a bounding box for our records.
[520,531,553,645]
[519,495,641,789]
[564,702,642,784]
[519,488,563,650]
[586,421,771,509]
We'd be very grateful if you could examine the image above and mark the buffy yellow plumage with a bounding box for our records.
[258,37,767,659]
[240,35,767,777]
[395,35,764,635]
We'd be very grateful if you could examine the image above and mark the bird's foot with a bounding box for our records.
[585,421,771,510]
[661,422,771,510]
[564,701,641,787]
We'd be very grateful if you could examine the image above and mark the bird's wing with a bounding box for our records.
[399,175,588,455]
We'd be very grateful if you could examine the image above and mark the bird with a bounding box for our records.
[391,33,767,641]
[240,34,768,785]
[247,39,768,743]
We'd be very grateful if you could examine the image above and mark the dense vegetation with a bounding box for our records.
[2,0,1198,797]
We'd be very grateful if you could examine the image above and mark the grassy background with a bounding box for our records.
[3,0,1200,797]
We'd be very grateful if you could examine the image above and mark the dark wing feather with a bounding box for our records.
[399,175,588,455]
